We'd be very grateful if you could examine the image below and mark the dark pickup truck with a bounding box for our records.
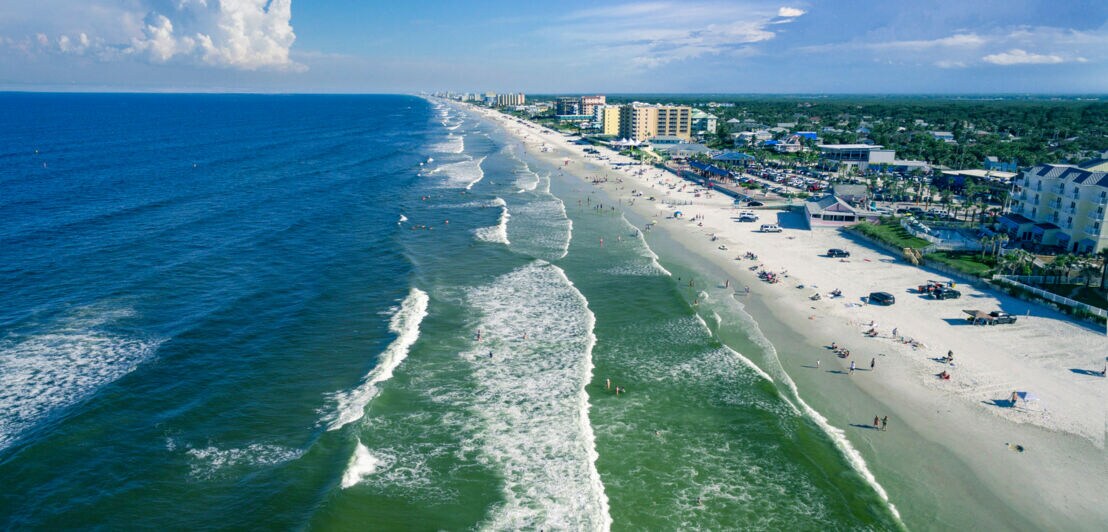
[932,286,962,300]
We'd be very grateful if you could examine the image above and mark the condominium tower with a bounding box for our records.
[617,104,693,141]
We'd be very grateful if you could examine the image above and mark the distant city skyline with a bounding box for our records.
[1,0,1106,93]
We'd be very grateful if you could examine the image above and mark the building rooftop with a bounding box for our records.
[1029,163,1108,188]
[942,169,1018,181]
[818,143,885,150]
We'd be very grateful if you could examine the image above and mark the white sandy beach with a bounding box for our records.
[460,101,1108,529]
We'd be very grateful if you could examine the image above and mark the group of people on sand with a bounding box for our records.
[873,415,890,431]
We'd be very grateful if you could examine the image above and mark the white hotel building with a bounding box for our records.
[1002,163,1108,253]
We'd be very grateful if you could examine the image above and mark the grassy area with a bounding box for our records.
[1036,283,1108,310]
[848,217,930,250]
[927,251,997,277]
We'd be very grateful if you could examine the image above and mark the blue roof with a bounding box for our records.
[689,160,731,177]
[763,140,779,146]
[796,132,818,140]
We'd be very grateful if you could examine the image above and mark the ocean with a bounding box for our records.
[0,94,899,529]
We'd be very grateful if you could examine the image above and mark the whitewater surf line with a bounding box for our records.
[324,288,429,431]
[0,306,161,451]
[728,299,903,524]
[462,261,610,530]
[342,440,382,489]
[473,199,510,245]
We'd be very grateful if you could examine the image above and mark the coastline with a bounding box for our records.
[456,100,1108,530]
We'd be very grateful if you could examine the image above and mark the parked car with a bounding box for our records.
[760,224,782,233]
[932,286,962,300]
[827,248,850,258]
[746,200,764,207]
[868,291,896,305]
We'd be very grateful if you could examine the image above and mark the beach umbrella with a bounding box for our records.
[674,211,683,217]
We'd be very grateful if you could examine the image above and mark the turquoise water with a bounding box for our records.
[0,94,899,529]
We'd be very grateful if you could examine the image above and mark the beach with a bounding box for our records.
[463,101,1108,530]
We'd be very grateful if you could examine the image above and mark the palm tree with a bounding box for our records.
[979,234,994,259]
[1001,249,1034,276]
[1077,258,1101,288]
[1050,254,1077,284]
[994,233,1010,259]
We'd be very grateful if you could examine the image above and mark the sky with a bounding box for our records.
[1,0,1106,93]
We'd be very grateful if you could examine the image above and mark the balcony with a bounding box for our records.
[1086,225,1102,236]
[1090,209,1106,220]
[1097,196,1108,206]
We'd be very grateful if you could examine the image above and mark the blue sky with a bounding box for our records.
[1,0,1105,93]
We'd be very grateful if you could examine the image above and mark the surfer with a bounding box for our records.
[476,329,482,342]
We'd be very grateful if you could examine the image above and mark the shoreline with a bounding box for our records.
[452,100,1108,530]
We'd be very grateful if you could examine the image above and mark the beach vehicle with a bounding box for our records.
[746,200,765,207]
[760,224,782,233]
[963,310,1017,325]
[826,248,850,258]
[931,286,962,300]
[868,291,896,305]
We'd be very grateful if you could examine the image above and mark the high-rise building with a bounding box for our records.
[596,105,621,136]
[556,96,581,115]
[496,93,526,107]
[618,104,692,141]
[579,95,606,117]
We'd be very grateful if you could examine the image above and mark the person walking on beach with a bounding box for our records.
[881,416,888,431]
[849,360,856,375]
[870,358,876,371]
[892,327,898,339]
[873,416,880,429]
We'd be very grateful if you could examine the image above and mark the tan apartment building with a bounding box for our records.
[596,105,621,136]
[1003,162,1108,253]
[618,104,692,142]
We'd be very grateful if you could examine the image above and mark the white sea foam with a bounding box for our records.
[462,262,611,530]
[732,306,903,522]
[503,174,572,260]
[474,199,510,245]
[432,133,464,154]
[431,156,486,189]
[398,214,408,223]
[184,442,303,479]
[341,440,382,488]
[0,306,161,450]
[324,288,430,431]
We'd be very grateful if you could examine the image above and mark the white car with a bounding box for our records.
[760,224,782,233]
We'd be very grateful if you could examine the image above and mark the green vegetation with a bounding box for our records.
[604,95,1108,168]
[1036,283,1108,310]
[848,217,929,250]
[927,251,996,277]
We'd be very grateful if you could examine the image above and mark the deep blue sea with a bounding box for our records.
[0,94,897,529]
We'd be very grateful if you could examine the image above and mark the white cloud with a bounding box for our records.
[550,1,803,68]
[3,0,300,71]
[801,25,1107,69]
[982,48,1064,65]
[129,0,301,70]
